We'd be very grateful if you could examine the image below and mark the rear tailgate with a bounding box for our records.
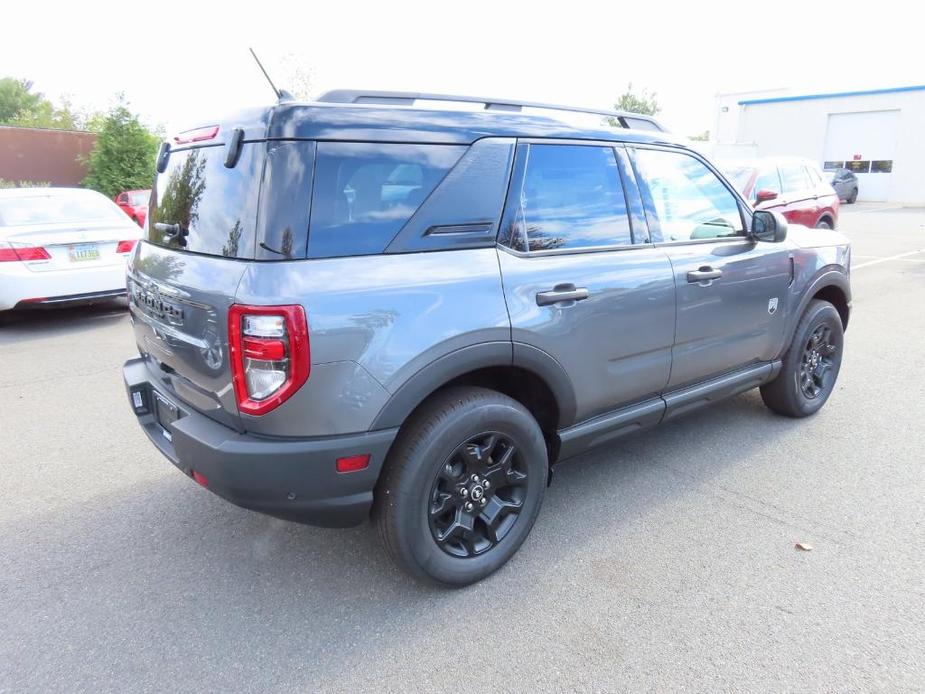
[129,116,270,429]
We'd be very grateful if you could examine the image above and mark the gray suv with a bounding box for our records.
[123,90,851,586]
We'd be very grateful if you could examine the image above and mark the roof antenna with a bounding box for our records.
[249,48,294,102]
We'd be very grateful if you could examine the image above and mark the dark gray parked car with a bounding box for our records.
[124,91,851,586]
[830,167,859,204]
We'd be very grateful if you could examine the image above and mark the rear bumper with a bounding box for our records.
[123,357,397,528]
[0,261,127,311]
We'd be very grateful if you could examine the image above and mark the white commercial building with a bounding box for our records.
[713,85,925,204]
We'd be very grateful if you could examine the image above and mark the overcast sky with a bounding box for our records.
[2,0,921,136]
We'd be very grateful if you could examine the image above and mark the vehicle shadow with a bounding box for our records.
[0,389,814,691]
[0,299,129,344]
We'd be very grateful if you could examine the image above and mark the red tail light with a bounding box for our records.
[116,240,138,254]
[0,245,51,262]
[228,304,310,416]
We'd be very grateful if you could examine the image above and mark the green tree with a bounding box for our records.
[0,78,43,122]
[0,77,79,129]
[614,83,660,116]
[82,97,159,197]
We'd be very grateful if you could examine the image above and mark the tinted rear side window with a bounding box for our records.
[510,144,632,252]
[148,143,263,258]
[308,143,466,258]
[780,164,811,193]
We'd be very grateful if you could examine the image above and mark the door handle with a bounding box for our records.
[687,267,722,283]
[536,283,590,306]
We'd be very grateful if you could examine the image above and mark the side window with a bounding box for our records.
[753,167,782,198]
[308,142,466,258]
[511,144,632,252]
[780,164,811,193]
[632,148,744,242]
[804,165,823,187]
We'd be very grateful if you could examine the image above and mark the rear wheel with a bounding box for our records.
[761,300,844,417]
[375,386,547,586]
[815,219,833,230]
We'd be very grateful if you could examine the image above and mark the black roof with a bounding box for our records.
[200,101,687,148]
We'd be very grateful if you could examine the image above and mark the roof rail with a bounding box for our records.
[316,89,666,132]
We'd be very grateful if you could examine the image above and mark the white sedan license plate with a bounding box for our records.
[69,243,100,262]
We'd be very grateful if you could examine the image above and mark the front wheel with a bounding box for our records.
[847,189,858,204]
[761,300,844,417]
[816,219,833,230]
[375,387,547,586]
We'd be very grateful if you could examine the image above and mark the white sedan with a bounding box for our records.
[0,187,142,312]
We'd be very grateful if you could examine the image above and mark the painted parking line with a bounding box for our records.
[853,249,925,269]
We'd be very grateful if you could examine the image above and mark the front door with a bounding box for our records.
[630,146,791,389]
[497,142,676,423]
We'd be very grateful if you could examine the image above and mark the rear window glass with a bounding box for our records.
[148,143,262,258]
[0,191,125,226]
[511,144,632,252]
[308,142,465,258]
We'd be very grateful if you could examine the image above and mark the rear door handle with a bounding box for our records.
[536,283,590,306]
[687,267,722,283]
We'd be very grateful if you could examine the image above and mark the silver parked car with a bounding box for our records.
[830,168,859,204]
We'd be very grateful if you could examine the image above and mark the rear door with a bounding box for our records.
[497,142,675,423]
[629,145,791,389]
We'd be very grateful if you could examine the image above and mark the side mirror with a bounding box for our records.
[751,210,788,243]
[755,189,778,203]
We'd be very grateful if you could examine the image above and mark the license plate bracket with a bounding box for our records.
[154,392,179,439]
[68,243,100,262]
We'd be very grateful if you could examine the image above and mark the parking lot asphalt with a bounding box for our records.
[2,205,924,693]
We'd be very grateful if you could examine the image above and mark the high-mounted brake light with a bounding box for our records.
[173,125,219,145]
[0,245,51,262]
[228,304,310,416]
[116,240,138,254]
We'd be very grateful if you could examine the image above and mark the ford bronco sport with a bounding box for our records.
[123,90,851,586]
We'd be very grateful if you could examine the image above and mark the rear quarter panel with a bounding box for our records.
[234,248,510,436]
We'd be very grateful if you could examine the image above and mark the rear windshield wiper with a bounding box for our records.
[155,223,189,247]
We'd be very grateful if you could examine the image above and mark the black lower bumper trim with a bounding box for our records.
[124,357,398,528]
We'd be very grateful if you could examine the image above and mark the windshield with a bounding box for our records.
[128,191,150,206]
[0,191,127,226]
[720,165,757,193]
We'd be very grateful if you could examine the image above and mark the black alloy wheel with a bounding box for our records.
[428,432,528,558]
[799,324,838,399]
[375,386,547,586]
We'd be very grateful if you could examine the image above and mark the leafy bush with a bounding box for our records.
[82,98,158,198]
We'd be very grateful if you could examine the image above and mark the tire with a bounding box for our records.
[375,386,547,587]
[815,219,833,230]
[847,189,858,204]
[760,300,844,418]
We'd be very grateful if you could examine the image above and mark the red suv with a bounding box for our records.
[721,158,839,229]
[114,189,151,228]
